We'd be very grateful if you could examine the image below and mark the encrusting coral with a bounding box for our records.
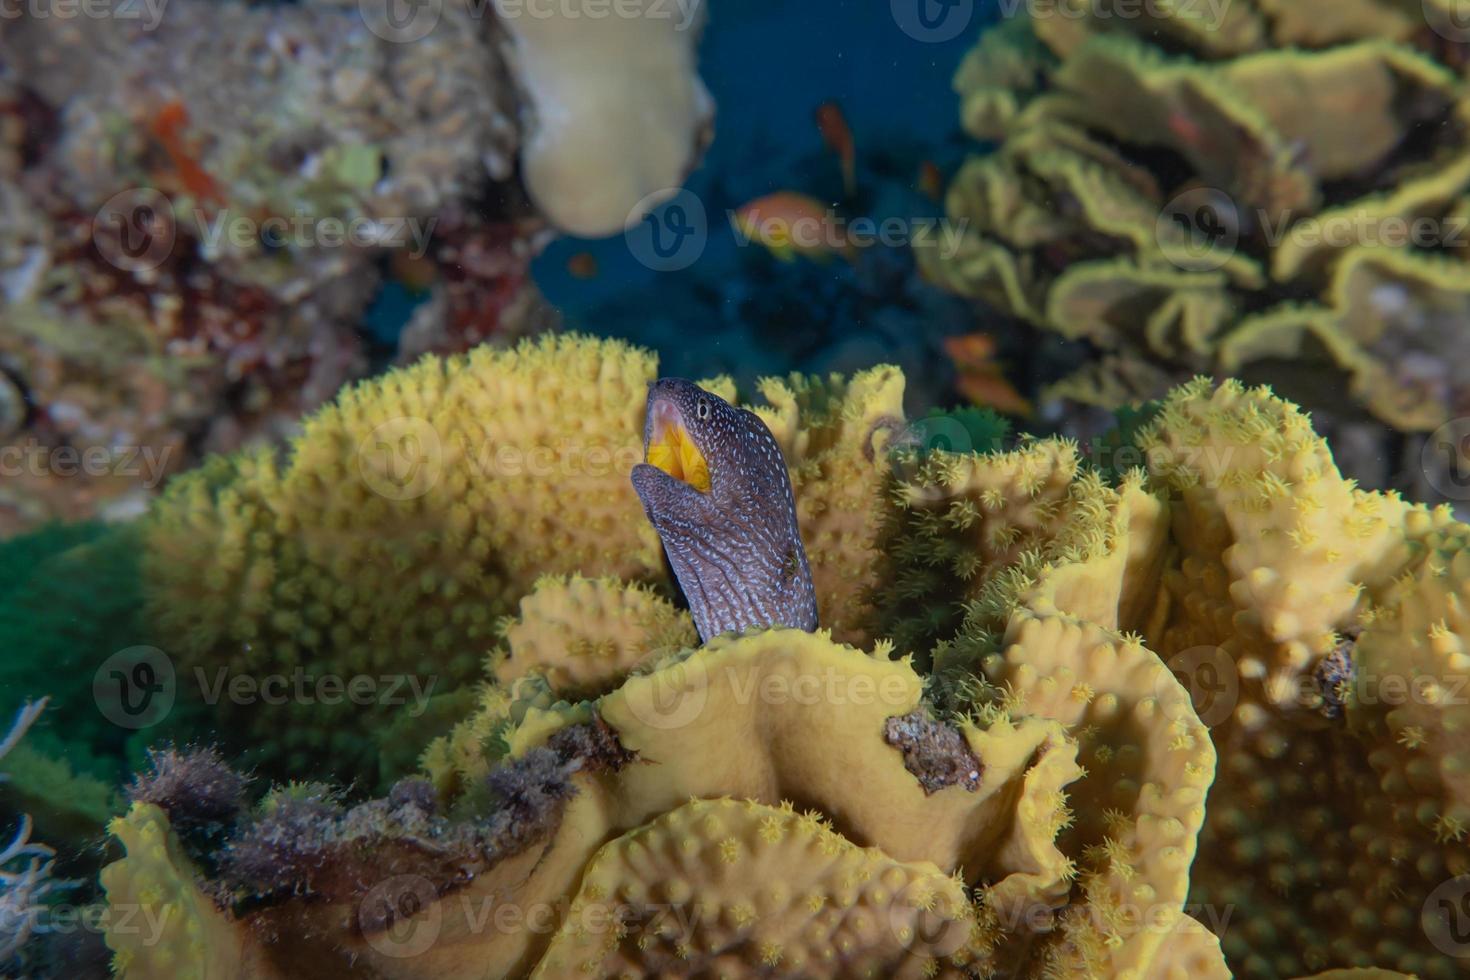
[920,6,1470,436]
[95,336,1470,977]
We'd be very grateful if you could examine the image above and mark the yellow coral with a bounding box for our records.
[532,798,977,978]
[978,613,1217,977]
[923,10,1470,431]
[958,379,1469,978]
[490,574,696,698]
[101,803,280,980]
[870,435,1084,654]
[752,366,907,645]
[144,334,664,781]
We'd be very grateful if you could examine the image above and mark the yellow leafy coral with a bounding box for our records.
[954,377,1470,978]
[111,340,1454,978]
[106,628,1098,978]
[923,6,1470,431]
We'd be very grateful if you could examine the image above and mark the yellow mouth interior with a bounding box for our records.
[648,421,711,493]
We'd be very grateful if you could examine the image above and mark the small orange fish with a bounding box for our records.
[149,100,223,205]
[566,251,599,279]
[814,102,856,198]
[733,192,854,263]
[918,160,944,202]
[943,332,1033,417]
[390,249,439,293]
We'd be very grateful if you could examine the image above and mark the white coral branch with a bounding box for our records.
[0,697,47,774]
[0,697,68,965]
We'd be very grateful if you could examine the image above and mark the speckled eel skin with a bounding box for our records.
[630,378,819,642]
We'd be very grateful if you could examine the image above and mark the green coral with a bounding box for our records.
[923,7,1470,431]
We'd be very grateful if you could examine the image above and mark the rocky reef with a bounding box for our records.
[917,2,1470,499]
[0,0,711,536]
[70,335,1470,978]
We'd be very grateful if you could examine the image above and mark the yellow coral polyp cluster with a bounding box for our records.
[103,334,1470,979]
[534,798,977,979]
[141,335,905,785]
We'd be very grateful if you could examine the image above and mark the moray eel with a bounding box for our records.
[630,378,818,642]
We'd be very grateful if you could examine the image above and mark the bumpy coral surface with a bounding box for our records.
[141,336,909,785]
[922,6,1470,435]
[97,337,1470,977]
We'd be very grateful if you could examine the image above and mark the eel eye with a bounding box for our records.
[696,398,711,420]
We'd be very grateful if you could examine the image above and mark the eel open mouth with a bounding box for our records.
[646,398,711,493]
